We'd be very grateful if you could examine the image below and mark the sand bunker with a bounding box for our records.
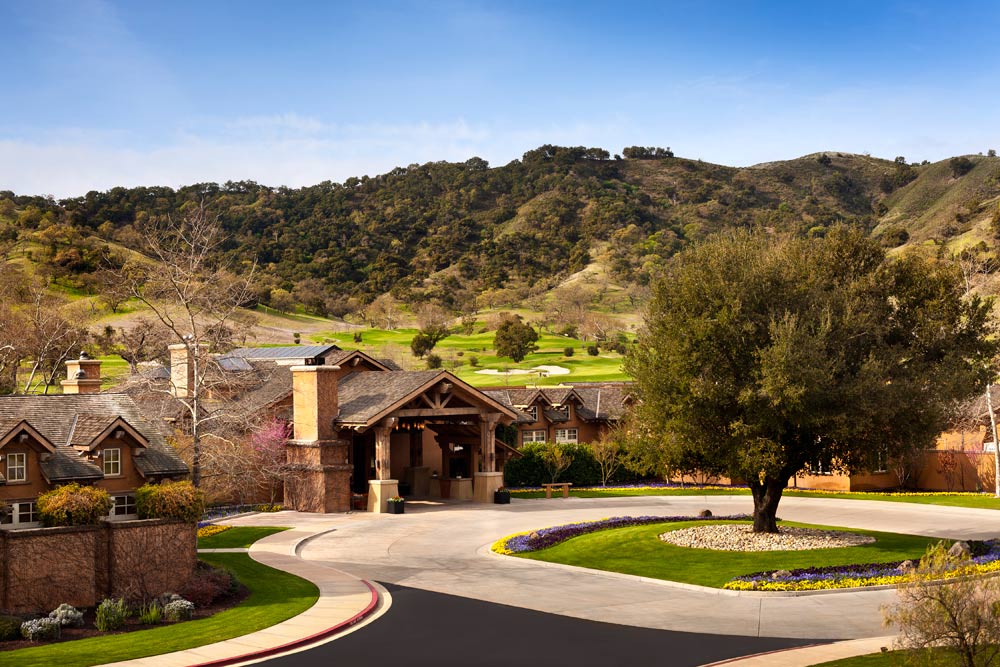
[475,365,570,377]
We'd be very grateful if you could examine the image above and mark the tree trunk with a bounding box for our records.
[749,478,785,533]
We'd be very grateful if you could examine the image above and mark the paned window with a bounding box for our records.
[555,428,578,444]
[525,406,538,422]
[522,430,546,444]
[111,494,137,517]
[2,502,39,527]
[103,448,121,476]
[6,452,26,482]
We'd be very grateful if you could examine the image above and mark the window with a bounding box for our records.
[1,501,39,528]
[808,455,834,476]
[103,448,121,476]
[874,448,888,474]
[522,430,546,444]
[110,494,137,518]
[6,452,26,482]
[555,428,578,444]
[524,406,538,422]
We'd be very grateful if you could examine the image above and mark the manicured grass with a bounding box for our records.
[2,553,318,667]
[816,648,954,666]
[197,526,290,549]
[518,520,940,588]
[313,326,630,386]
[510,486,1000,510]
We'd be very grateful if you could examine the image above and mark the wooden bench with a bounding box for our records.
[541,482,572,499]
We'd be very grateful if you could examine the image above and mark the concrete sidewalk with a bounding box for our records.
[97,522,382,667]
[704,636,896,666]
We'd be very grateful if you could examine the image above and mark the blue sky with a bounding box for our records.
[1,0,998,197]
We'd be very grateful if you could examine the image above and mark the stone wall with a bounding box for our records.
[0,519,196,613]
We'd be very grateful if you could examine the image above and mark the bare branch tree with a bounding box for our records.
[113,203,257,486]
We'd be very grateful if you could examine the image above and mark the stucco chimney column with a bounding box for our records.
[290,365,340,441]
[61,352,103,394]
[168,343,209,398]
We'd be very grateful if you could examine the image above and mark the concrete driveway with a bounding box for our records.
[232,494,1000,640]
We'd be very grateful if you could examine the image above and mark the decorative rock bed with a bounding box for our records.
[659,524,876,552]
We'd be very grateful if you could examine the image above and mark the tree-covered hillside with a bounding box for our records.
[2,146,998,317]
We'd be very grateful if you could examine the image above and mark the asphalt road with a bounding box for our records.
[261,583,829,667]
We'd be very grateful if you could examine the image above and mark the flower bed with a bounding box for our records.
[196,525,231,539]
[491,514,751,555]
[507,483,997,498]
[724,540,1000,591]
[508,483,741,494]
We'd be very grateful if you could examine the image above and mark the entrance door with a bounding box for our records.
[351,437,374,493]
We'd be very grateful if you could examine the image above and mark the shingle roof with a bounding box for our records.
[483,383,633,423]
[228,345,341,361]
[0,394,188,482]
[67,414,118,447]
[336,371,445,424]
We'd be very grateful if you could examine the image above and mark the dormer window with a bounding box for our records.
[103,448,122,476]
[6,452,26,482]
[526,406,538,421]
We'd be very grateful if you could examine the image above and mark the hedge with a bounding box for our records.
[503,442,643,487]
[36,483,113,526]
[136,481,206,523]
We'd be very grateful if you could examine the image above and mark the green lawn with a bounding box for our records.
[816,648,955,666]
[510,486,1000,510]
[2,553,318,667]
[313,327,630,386]
[198,526,290,549]
[518,520,940,588]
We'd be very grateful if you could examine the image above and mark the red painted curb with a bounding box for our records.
[700,641,827,666]
[187,579,380,667]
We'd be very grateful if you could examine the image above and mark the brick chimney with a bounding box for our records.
[290,365,340,441]
[168,343,208,398]
[62,352,102,394]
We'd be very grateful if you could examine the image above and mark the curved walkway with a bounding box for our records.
[258,495,1000,641]
[98,521,383,667]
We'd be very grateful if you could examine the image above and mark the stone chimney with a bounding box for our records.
[62,352,102,394]
[290,365,340,441]
[168,343,208,398]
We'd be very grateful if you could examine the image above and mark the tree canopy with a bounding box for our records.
[625,228,996,532]
[493,317,539,363]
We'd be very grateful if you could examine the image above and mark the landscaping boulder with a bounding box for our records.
[698,509,713,518]
[897,560,915,574]
[947,541,971,559]
[771,569,792,580]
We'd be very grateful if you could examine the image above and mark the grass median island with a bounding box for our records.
[815,648,956,666]
[198,526,290,549]
[3,549,318,667]
[515,520,939,588]
[509,486,1000,510]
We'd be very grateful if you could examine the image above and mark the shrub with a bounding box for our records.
[136,481,205,523]
[21,618,60,641]
[37,483,113,526]
[138,602,162,625]
[586,344,599,356]
[0,615,21,641]
[563,347,574,357]
[425,353,442,369]
[504,442,641,487]
[950,156,975,178]
[468,355,478,367]
[163,598,195,622]
[49,603,84,628]
[180,564,236,607]
[95,598,129,632]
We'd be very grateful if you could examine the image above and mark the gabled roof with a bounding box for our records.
[483,383,633,423]
[228,344,342,362]
[0,419,58,453]
[67,415,149,451]
[0,394,188,482]
[336,370,519,427]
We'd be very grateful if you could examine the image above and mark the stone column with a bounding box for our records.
[368,417,399,513]
[474,413,504,503]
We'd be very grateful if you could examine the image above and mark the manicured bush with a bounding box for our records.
[586,344,599,356]
[37,483,113,527]
[49,603,84,628]
[181,564,237,607]
[95,598,129,632]
[163,598,194,622]
[468,355,478,367]
[136,481,205,523]
[21,617,61,641]
[504,442,642,487]
[563,347,574,357]
[425,353,442,369]
[0,615,21,641]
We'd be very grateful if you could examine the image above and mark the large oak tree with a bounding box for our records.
[625,228,995,532]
